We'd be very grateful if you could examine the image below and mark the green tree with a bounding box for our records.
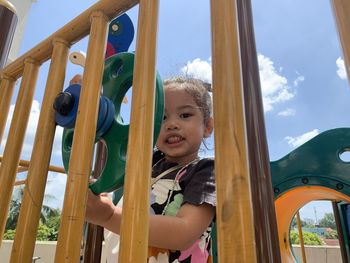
[5,189,23,230]
[303,218,315,227]
[290,230,324,245]
[6,186,60,232]
[318,213,336,229]
[36,223,58,241]
[324,229,338,239]
[44,213,61,240]
[4,220,61,241]
[3,229,16,240]
[291,216,315,229]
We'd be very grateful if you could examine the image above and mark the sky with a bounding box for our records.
[2,0,350,223]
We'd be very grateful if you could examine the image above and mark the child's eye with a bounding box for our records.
[162,115,167,121]
[180,113,192,119]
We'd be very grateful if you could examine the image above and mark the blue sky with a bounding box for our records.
[3,0,349,222]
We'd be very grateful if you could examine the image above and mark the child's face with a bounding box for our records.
[156,87,212,164]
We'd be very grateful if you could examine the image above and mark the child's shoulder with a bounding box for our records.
[197,156,214,165]
[190,156,214,173]
[199,156,214,161]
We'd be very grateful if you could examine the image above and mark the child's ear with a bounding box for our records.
[203,117,214,138]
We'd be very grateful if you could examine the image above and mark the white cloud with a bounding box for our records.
[258,54,295,112]
[181,58,212,83]
[0,95,117,212]
[0,100,63,162]
[52,126,63,158]
[0,100,66,208]
[336,57,347,80]
[285,129,319,148]
[278,108,296,117]
[293,75,305,87]
[181,54,296,113]
[1,101,37,159]
[44,172,67,209]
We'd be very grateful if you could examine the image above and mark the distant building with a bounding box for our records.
[302,227,333,237]
[7,0,37,64]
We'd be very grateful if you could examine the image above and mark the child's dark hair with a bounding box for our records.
[163,77,212,124]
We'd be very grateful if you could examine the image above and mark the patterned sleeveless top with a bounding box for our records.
[148,152,216,263]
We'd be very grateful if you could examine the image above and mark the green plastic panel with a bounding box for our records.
[271,128,350,198]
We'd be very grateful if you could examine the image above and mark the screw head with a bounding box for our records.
[302,177,309,184]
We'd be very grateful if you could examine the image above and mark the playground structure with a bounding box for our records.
[0,0,349,262]
[272,128,350,262]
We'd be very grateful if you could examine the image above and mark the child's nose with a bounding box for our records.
[165,119,179,130]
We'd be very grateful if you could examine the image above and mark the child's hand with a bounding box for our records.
[85,190,115,226]
[69,74,83,85]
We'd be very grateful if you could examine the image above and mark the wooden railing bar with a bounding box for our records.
[0,75,16,142]
[0,0,138,79]
[210,0,257,262]
[0,156,66,174]
[0,58,40,244]
[10,38,70,262]
[331,0,350,86]
[55,11,109,262]
[118,0,160,261]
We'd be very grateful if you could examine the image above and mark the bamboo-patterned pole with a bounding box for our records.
[0,58,40,244]
[0,0,138,79]
[118,0,159,261]
[14,180,26,186]
[331,0,350,86]
[10,38,69,263]
[0,75,16,142]
[0,156,66,174]
[16,166,28,173]
[210,0,257,262]
[296,212,307,263]
[55,11,108,263]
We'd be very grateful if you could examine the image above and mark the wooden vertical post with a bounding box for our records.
[118,0,159,261]
[0,58,40,244]
[296,212,307,263]
[331,0,350,86]
[0,75,16,142]
[210,0,257,262]
[237,0,281,262]
[55,11,108,263]
[10,38,69,263]
[83,143,106,263]
[332,201,349,263]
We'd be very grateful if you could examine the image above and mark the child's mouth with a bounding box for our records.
[166,136,184,144]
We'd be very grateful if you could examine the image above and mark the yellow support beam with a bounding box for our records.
[296,212,307,263]
[0,0,138,79]
[10,38,70,263]
[332,0,350,86]
[210,0,257,262]
[0,156,66,174]
[118,0,159,261]
[0,75,16,143]
[55,11,109,263]
[0,58,39,245]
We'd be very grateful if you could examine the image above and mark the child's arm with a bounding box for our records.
[85,190,215,251]
[148,202,215,250]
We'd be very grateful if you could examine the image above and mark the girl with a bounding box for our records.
[86,77,215,262]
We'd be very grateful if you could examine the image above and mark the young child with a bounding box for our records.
[85,77,216,262]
